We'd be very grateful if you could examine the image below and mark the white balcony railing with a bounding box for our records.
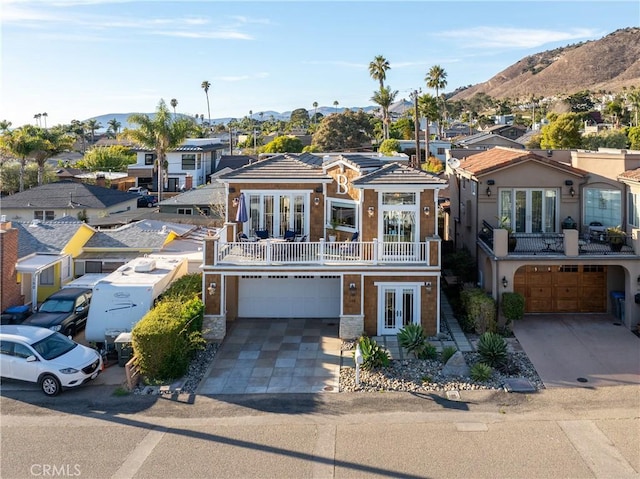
[213,238,437,266]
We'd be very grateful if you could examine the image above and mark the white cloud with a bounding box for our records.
[302,60,366,69]
[216,72,270,82]
[437,27,604,49]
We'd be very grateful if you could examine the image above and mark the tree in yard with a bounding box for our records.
[85,119,102,144]
[333,100,339,114]
[378,138,401,155]
[124,99,197,202]
[77,145,136,172]
[371,86,398,141]
[289,108,310,129]
[418,93,439,162]
[369,55,390,90]
[261,135,303,153]
[0,125,44,191]
[627,89,640,127]
[425,65,447,138]
[201,81,211,125]
[0,120,11,132]
[582,130,629,150]
[389,117,414,140]
[30,127,75,185]
[540,113,582,149]
[34,113,41,127]
[311,109,374,151]
[170,98,178,117]
[107,118,121,138]
[0,162,55,194]
[42,112,48,129]
[565,90,594,113]
[628,126,640,149]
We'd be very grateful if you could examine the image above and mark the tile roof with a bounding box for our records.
[14,219,87,258]
[329,154,388,169]
[352,162,447,187]
[215,155,255,172]
[1,180,139,209]
[217,154,331,182]
[455,147,588,177]
[619,168,640,182]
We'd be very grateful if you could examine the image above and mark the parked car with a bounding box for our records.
[137,195,158,208]
[0,325,102,396]
[1,305,31,325]
[128,186,149,195]
[22,288,92,337]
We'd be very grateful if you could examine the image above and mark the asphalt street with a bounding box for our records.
[1,384,639,479]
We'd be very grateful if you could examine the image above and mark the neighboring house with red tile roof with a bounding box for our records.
[444,146,640,330]
[201,152,446,341]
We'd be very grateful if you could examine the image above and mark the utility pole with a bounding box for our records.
[411,90,420,169]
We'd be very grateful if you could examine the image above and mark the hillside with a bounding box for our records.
[451,27,640,102]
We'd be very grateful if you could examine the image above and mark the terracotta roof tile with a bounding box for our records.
[619,168,640,182]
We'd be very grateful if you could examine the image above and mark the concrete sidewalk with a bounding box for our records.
[514,314,640,388]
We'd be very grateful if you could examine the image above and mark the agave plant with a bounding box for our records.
[477,331,508,368]
[355,336,390,370]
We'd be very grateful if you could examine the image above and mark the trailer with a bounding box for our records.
[84,256,188,345]
[62,273,109,290]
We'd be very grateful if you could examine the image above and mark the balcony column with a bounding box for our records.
[563,229,579,256]
[494,229,508,257]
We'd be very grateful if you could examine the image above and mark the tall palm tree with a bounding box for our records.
[418,93,439,162]
[34,114,41,127]
[371,86,398,141]
[312,101,318,124]
[627,89,640,127]
[107,118,121,138]
[369,55,390,90]
[333,100,339,114]
[70,120,87,153]
[425,65,448,138]
[0,126,44,192]
[31,127,75,185]
[125,99,196,202]
[170,98,178,118]
[201,81,211,125]
[0,120,12,132]
[85,119,102,144]
[42,113,48,129]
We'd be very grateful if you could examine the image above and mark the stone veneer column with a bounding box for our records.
[203,315,226,341]
[339,315,364,339]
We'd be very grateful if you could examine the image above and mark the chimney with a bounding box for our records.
[185,174,193,190]
[96,174,106,188]
[0,221,24,310]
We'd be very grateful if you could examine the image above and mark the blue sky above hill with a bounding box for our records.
[2,0,638,128]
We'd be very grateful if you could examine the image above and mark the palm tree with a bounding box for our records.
[107,118,121,138]
[333,100,339,114]
[34,113,41,127]
[170,98,178,118]
[85,119,102,144]
[418,93,439,163]
[371,86,398,141]
[70,120,87,153]
[201,81,211,125]
[42,113,48,129]
[627,89,640,127]
[31,127,75,185]
[312,101,318,124]
[124,99,196,202]
[0,120,12,132]
[425,65,448,138]
[369,55,390,90]
[0,126,44,192]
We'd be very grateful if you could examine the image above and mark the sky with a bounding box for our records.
[1,0,639,128]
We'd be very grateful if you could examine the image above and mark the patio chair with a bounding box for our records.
[255,230,269,240]
[296,234,308,242]
[339,231,360,258]
[283,230,296,242]
[237,232,250,242]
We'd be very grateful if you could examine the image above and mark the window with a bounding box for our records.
[177,208,193,215]
[40,266,54,286]
[248,191,308,237]
[437,147,445,155]
[144,153,155,165]
[499,188,558,233]
[14,343,33,359]
[85,261,102,273]
[382,192,416,205]
[328,200,357,230]
[34,210,55,221]
[585,187,621,227]
[182,154,196,170]
[628,191,640,227]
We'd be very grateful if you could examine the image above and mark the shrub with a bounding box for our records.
[441,346,457,364]
[477,331,508,368]
[132,297,205,381]
[415,342,438,360]
[501,292,525,323]
[470,363,493,382]
[460,287,497,334]
[355,336,390,370]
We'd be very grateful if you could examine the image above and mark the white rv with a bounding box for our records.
[84,257,188,344]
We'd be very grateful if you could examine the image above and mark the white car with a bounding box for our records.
[128,186,149,195]
[0,325,102,396]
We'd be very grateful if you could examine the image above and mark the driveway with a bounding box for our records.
[198,318,342,394]
[513,314,640,388]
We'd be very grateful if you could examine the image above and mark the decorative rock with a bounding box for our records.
[441,351,470,377]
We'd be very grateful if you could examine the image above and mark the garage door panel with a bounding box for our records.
[238,277,340,318]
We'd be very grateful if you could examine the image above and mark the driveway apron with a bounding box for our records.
[199,318,342,394]
[513,314,640,388]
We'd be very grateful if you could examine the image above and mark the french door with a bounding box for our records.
[501,188,558,233]
[378,285,420,335]
[379,192,418,259]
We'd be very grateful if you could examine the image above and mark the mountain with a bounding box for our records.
[451,27,640,102]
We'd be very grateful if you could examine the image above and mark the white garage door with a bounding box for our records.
[238,276,340,318]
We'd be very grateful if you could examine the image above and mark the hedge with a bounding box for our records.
[460,287,496,334]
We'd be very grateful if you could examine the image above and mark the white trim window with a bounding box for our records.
[327,199,358,232]
[177,208,193,215]
[181,154,196,170]
[499,188,558,233]
[628,191,640,228]
[248,191,309,237]
[40,266,54,286]
[584,187,621,227]
[34,210,55,221]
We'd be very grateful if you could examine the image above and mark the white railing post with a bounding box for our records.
[373,238,379,265]
[319,238,325,265]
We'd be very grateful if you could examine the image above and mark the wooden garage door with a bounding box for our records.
[514,265,606,313]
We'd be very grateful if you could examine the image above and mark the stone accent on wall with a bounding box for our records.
[339,315,364,339]
[203,315,226,341]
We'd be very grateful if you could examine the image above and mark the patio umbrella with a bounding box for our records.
[235,192,248,223]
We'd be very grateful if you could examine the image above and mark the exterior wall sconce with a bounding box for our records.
[349,282,357,296]
[207,282,217,296]
[423,206,430,216]
[569,186,575,197]
[425,281,432,293]
[314,196,320,206]
[502,276,508,288]
[232,197,239,207]
[486,186,492,197]
[367,206,375,217]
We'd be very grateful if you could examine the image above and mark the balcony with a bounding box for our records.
[478,221,638,257]
[208,238,439,267]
